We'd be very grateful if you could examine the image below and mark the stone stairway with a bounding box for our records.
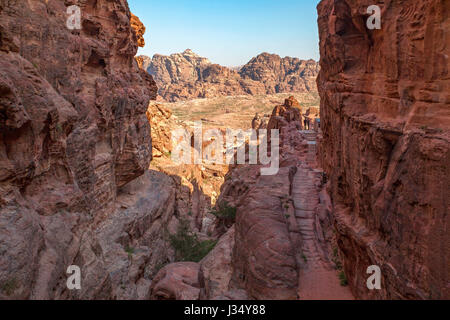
[293,131,354,300]
[299,130,318,165]
[292,167,322,267]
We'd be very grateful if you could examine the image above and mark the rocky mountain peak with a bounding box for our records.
[182,48,199,56]
[142,50,319,102]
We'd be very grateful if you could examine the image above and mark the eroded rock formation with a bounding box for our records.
[150,97,352,300]
[0,1,163,299]
[317,0,449,299]
[139,50,320,102]
[146,103,230,230]
[240,53,320,94]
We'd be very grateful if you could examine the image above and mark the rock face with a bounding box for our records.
[267,96,304,131]
[136,55,152,71]
[130,13,146,48]
[0,1,164,299]
[146,103,230,233]
[139,50,319,101]
[150,262,202,300]
[317,0,449,299]
[240,53,319,94]
[214,97,354,300]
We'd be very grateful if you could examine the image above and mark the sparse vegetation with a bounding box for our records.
[169,218,217,262]
[1,278,18,296]
[166,93,320,130]
[302,254,308,263]
[209,201,236,225]
[125,245,135,259]
[339,271,348,287]
[332,247,343,270]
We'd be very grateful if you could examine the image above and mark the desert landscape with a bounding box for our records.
[159,92,319,130]
[0,0,448,302]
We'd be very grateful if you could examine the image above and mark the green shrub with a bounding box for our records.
[210,201,236,223]
[339,271,348,287]
[125,245,135,259]
[333,247,338,257]
[332,247,343,270]
[169,219,217,262]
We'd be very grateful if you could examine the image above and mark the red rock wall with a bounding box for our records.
[0,0,157,299]
[317,0,449,299]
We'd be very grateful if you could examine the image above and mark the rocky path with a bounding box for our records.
[293,131,354,300]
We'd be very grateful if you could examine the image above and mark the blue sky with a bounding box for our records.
[128,0,321,67]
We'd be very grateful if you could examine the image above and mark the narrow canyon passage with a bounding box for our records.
[0,0,447,301]
[293,131,354,300]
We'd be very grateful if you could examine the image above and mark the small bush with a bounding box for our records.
[332,247,343,270]
[210,201,236,224]
[169,219,217,262]
[339,271,348,287]
[125,245,135,259]
[333,247,338,257]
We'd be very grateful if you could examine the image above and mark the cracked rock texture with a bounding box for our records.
[0,0,164,299]
[317,0,449,299]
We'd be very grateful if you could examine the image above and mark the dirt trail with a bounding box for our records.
[294,131,354,300]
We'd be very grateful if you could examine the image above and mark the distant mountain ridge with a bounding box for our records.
[137,49,319,102]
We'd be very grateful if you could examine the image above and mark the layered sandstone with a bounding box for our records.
[139,50,319,101]
[0,1,166,299]
[130,13,146,47]
[317,0,449,299]
[240,53,320,94]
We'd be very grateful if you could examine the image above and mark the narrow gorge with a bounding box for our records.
[0,0,448,301]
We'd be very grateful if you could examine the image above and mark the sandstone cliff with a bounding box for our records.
[317,0,449,299]
[0,1,165,299]
[146,103,230,233]
[139,50,320,102]
[240,53,320,94]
